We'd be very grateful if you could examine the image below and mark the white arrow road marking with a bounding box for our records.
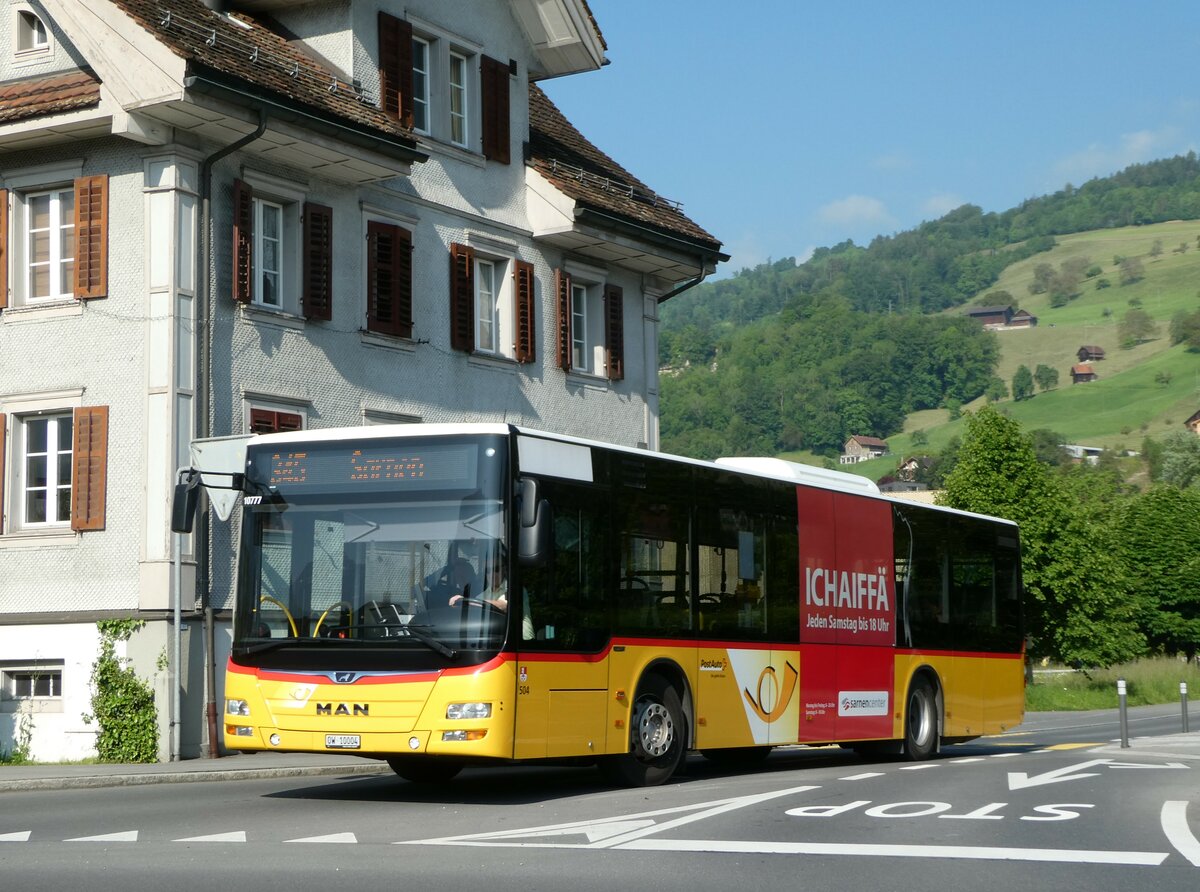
[286,832,358,844]
[619,838,1167,866]
[1109,761,1189,770]
[396,785,820,849]
[0,831,32,842]
[1008,759,1111,790]
[1162,801,1200,867]
[174,831,247,843]
[66,831,138,843]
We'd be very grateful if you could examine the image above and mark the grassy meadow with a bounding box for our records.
[1026,656,1200,711]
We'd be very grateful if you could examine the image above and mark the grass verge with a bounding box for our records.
[1027,657,1200,710]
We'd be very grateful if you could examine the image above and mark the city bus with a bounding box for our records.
[177,423,1024,787]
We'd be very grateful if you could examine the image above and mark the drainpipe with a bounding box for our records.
[196,109,267,758]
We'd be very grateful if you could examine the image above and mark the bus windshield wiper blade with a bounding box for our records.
[402,623,458,659]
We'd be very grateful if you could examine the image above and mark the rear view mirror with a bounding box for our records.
[171,471,201,533]
[517,478,552,566]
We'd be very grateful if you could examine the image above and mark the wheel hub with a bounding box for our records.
[636,701,674,757]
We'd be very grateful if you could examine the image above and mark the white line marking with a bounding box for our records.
[990,752,1023,758]
[174,831,247,843]
[1162,801,1200,867]
[66,831,138,843]
[897,764,937,770]
[948,758,986,764]
[286,832,358,844]
[839,772,884,780]
[0,831,32,842]
[620,838,1167,865]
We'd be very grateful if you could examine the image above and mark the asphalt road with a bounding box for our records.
[1,706,1197,892]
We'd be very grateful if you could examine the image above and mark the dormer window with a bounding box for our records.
[16,9,49,54]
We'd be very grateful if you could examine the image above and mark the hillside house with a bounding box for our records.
[0,0,725,761]
[896,455,933,482]
[965,305,1013,329]
[1009,309,1037,328]
[1071,363,1098,384]
[1186,410,1200,435]
[839,435,890,465]
[1077,345,1106,362]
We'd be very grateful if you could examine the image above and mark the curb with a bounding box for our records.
[0,762,391,793]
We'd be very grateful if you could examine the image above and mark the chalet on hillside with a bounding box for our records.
[896,455,933,482]
[1009,309,1037,328]
[966,305,1013,329]
[1077,346,1106,362]
[1071,363,1098,384]
[1186,410,1200,435]
[840,435,890,465]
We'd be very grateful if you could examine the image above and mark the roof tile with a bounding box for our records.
[0,69,101,123]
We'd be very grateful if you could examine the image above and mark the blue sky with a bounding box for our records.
[540,1,1200,276]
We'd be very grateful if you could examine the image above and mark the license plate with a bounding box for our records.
[325,734,361,749]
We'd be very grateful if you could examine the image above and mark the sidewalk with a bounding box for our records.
[0,751,390,793]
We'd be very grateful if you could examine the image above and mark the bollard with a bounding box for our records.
[1183,682,1190,734]
[1117,677,1129,748]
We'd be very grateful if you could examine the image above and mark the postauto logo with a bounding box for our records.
[838,690,889,717]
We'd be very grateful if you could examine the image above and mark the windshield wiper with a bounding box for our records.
[402,623,458,659]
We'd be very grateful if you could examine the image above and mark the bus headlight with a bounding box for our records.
[226,699,250,716]
[446,702,491,720]
[442,730,488,742]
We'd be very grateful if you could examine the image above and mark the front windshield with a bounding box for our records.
[232,435,509,666]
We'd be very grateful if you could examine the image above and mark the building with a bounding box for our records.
[965,305,1012,329]
[839,435,889,465]
[0,0,725,761]
[1009,308,1037,328]
[1185,409,1200,435]
[1077,345,1106,362]
[1071,363,1098,384]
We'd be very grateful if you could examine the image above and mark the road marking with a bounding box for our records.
[66,831,138,843]
[839,772,884,780]
[1162,801,1200,867]
[1046,743,1106,750]
[397,785,820,849]
[897,764,937,770]
[990,752,1023,758]
[948,757,985,764]
[0,831,32,842]
[175,831,247,843]
[1009,758,1189,790]
[286,832,358,844]
[619,838,1167,865]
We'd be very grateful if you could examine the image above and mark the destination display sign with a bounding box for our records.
[246,440,485,492]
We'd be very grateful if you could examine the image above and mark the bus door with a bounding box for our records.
[513,479,610,760]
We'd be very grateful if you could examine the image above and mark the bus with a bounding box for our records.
[177,423,1024,787]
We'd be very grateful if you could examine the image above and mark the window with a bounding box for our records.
[232,179,329,318]
[0,175,108,310]
[0,404,109,535]
[366,220,413,337]
[555,269,624,380]
[377,13,506,161]
[16,9,49,54]
[3,665,62,700]
[449,243,534,361]
[248,408,304,435]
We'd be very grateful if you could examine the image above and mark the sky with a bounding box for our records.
[539,1,1200,276]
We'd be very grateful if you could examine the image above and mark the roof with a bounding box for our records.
[847,435,889,449]
[109,0,415,145]
[1071,363,1095,374]
[0,69,101,123]
[1079,345,1105,353]
[966,305,1012,316]
[1011,308,1036,318]
[527,83,722,254]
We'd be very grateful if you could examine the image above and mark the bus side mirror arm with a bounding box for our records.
[171,469,202,534]
[517,478,552,567]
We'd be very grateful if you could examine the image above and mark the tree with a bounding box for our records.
[1113,487,1200,661]
[1119,255,1144,285]
[1011,365,1034,401]
[1158,431,1200,489]
[939,406,1144,665]
[985,377,1008,402]
[1033,364,1059,392]
[1118,308,1158,347]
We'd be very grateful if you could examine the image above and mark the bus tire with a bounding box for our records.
[599,675,686,787]
[903,677,938,761]
[386,756,464,784]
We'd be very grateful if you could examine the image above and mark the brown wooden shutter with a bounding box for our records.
[232,178,253,303]
[604,283,624,381]
[449,242,474,352]
[74,175,108,300]
[302,202,333,321]
[366,221,413,338]
[480,55,511,164]
[249,409,303,434]
[0,189,8,310]
[555,268,572,371]
[513,259,535,363]
[71,405,108,531]
[379,12,414,129]
[0,413,6,534]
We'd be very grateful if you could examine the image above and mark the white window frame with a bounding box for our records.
[14,411,73,530]
[475,257,499,354]
[243,396,308,436]
[408,19,480,152]
[411,36,431,134]
[2,663,63,702]
[14,6,50,58]
[253,198,283,308]
[566,263,608,377]
[240,171,304,316]
[23,186,75,303]
[448,51,468,148]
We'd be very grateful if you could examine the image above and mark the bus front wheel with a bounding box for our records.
[903,677,938,760]
[599,675,686,787]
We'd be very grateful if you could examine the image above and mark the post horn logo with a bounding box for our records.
[742,661,799,723]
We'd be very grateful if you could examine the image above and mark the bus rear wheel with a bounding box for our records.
[386,756,464,784]
[599,675,686,787]
[903,677,938,760]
